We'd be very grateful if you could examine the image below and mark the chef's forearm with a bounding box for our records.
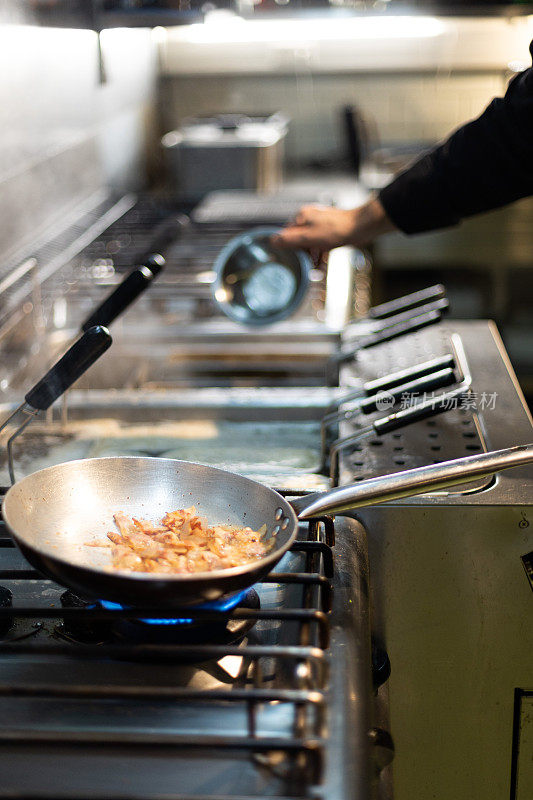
[346,197,397,246]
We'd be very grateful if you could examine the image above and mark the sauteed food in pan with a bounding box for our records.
[5,447,533,609]
[105,508,270,574]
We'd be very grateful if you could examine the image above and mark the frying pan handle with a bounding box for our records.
[292,443,533,519]
[367,284,446,320]
[25,326,112,411]
[359,367,456,415]
[81,254,165,331]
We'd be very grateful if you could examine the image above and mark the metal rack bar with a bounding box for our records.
[0,607,329,648]
[0,685,324,704]
[0,728,326,785]
[0,795,322,800]
[289,542,334,577]
[0,728,325,753]
[0,640,326,664]
[261,574,332,613]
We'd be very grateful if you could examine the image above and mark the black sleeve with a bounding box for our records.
[378,40,533,234]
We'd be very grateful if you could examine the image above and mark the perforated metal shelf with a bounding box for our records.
[338,326,491,493]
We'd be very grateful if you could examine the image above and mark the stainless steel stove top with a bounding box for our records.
[0,508,373,800]
[0,192,377,800]
[0,192,531,800]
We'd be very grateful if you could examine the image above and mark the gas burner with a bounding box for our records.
[60,589,112,643]
[60,588,260,646]
[101,588,261,646]
[0,586,13,636]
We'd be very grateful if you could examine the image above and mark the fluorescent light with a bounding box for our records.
[182,15,445,44]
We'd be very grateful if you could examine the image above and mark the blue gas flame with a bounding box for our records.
[98,589,248,625]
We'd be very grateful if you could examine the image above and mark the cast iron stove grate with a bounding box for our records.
[0,491,343,800]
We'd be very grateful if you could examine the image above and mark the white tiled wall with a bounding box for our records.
[159,71,507,164]
[158,15,531,162]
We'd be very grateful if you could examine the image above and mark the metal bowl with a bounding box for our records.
[212,226,312,326]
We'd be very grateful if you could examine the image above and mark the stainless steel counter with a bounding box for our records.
[337,319,533,800]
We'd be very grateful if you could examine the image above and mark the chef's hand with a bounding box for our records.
[272,198,397,255]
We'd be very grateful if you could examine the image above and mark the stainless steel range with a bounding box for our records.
[0,193,378,800]
[336,320,533,800]
[0,506,373,800]
[0,194,531,800]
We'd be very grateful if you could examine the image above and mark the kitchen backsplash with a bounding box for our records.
[158,71,505,166]
[0,1,157,268]
[158,15,533,165]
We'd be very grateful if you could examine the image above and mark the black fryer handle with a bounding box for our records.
[25,326,112,411]
[337,309,442,366]
[367,284,446,320]
[345,299,449,344]
[81,254,165,332]
[359,367,456,415]
[363,354,455,397]
[359,309,442,350]
[370,297,449,331]
[373,390,455,435]
[143,253,165,278]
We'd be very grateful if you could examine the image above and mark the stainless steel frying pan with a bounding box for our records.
[3,445,533,608]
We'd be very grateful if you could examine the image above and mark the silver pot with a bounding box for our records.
[212,226,312,326]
